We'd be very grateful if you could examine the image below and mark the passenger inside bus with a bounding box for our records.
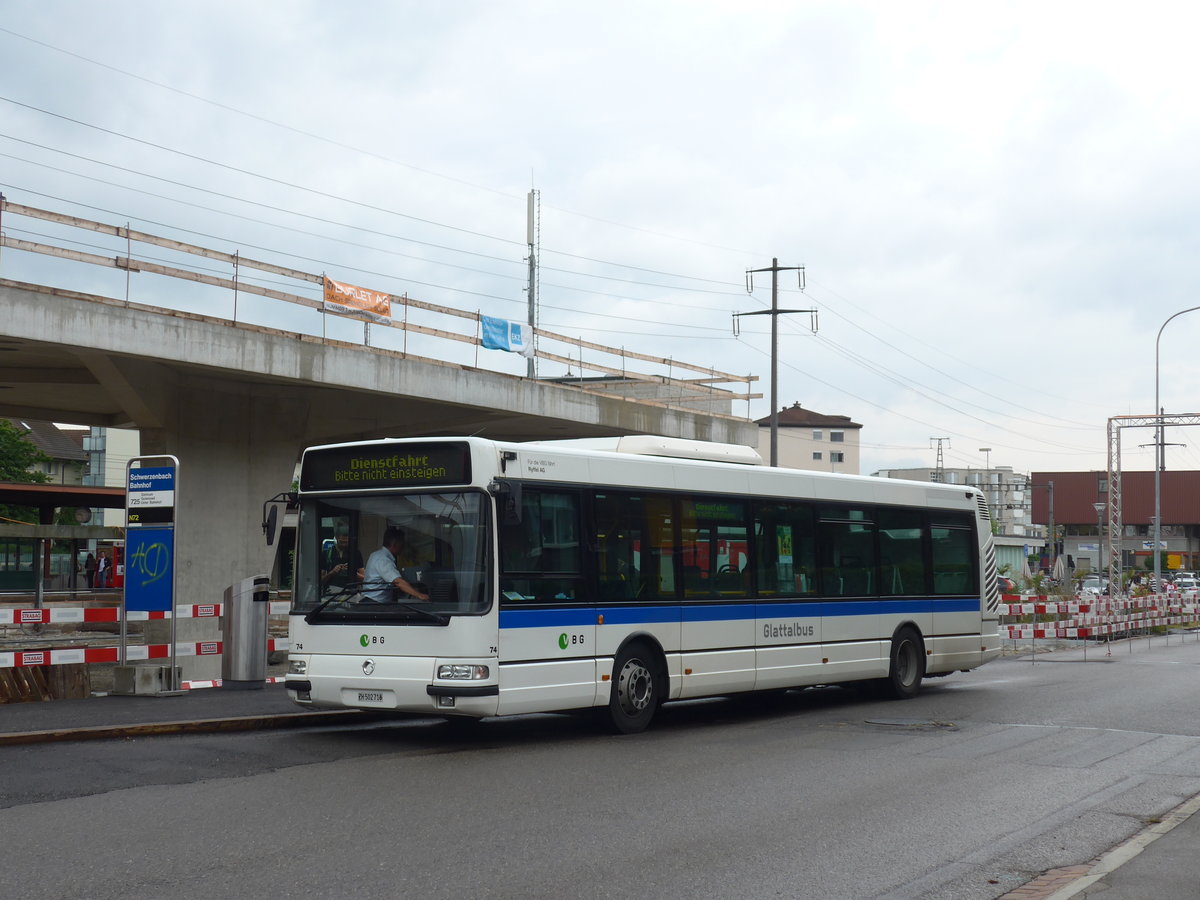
[321,527,363,592]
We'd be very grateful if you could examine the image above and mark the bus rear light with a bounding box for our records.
[437,664,490,680]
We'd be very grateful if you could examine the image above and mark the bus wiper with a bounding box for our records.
[305,595,341,624]
[304,586,359,624]
[394,602,449,625]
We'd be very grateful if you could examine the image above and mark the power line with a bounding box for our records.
[795,278,1109,413]
[0,25,763,269]
[0,137,751,307]
[1,195,744,337]
[737,337,1096,457]
[798,326,1100,442]
[0,95,526,248]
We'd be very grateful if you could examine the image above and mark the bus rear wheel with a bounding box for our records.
[608,643,661,734]
[881,626,925,700]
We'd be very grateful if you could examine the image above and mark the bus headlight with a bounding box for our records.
[437,664,490,680]
[288,659,307,676]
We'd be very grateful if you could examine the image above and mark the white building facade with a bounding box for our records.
[872,465,1039,538]
[82,427,140,526]
[756,403,862,473]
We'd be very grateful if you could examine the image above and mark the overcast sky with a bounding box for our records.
[4,1,1200,477]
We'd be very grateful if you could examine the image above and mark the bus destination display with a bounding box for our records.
[301,442,471,491]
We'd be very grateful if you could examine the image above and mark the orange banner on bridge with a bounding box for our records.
[322,277,391,321]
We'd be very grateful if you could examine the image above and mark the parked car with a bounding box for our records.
[1080,575,1109,596]
[1171,575,1200,595]
[996,575,1017,593]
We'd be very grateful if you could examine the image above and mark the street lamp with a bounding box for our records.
[1093,501,1105,580]
[1154,306,1200,596]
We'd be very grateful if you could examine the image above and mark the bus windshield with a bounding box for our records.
[293,490,489,621]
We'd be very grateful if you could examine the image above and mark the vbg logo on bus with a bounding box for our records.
[558,632,585,649]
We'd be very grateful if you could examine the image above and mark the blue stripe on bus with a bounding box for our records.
[499,597,980,629]
[756,597,981,617]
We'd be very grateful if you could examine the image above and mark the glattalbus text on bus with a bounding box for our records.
[763,621,816,639]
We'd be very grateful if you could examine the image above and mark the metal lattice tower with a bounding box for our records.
[930,437,950,483]
[1106,412,1200,593]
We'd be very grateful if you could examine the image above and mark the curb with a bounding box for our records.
[999,791,1200,900]
[0,709,386,746]
[1042,791,1200,900]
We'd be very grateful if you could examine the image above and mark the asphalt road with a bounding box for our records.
[3,638,1200,899]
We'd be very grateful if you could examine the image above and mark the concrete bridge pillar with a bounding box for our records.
[140,379,309,681]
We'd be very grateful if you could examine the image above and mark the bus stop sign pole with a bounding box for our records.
[121,455,182,695]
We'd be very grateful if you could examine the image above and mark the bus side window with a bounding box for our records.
[877,508,926,596]
[680,497,749,597]
[500,489,582,603]
[931,517,975,594]
[817,507,877,598]
[754,502,816,597]
[593,492,675,602]
[594,492,638,602]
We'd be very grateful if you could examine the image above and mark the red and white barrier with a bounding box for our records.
[0,601,290,625]
[0,638,290,670]
[181,676,286,690]
[1001,592,1200,641]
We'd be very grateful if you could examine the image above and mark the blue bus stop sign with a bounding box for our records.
[125,526,175,612]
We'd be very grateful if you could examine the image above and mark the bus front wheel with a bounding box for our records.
[608,643,661,734]
[881,627,925,700]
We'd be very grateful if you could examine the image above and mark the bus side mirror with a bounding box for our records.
[489,479,522,525]
[262,492,295,547]
[264,505,280,547]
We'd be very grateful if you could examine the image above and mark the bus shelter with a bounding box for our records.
[0,482,126,604]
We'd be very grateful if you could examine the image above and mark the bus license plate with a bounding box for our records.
[341,687,394,706]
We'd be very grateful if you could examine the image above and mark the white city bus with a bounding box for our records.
[285,435,1002,733]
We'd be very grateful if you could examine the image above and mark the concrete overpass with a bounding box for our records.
[0,199,758,676]
[0,275,756,675]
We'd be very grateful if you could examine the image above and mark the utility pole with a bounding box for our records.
[930,437,950,482]
[1029,480,1056,578]
[1048,480,1055,577]
[734,258,815,466]
[1143,409,1183,589]
[525,189,540,378]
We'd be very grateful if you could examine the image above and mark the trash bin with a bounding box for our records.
[222,574,271,689]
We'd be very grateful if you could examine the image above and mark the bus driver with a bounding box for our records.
[363,527,430,603]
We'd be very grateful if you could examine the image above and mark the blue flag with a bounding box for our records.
[481,315,534,357]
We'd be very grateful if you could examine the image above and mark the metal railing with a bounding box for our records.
[0,198,759,415]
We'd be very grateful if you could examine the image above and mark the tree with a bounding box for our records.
[0,419,51,523]
[0,419,51,483]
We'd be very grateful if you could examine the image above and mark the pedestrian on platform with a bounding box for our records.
[95,551,109,589]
